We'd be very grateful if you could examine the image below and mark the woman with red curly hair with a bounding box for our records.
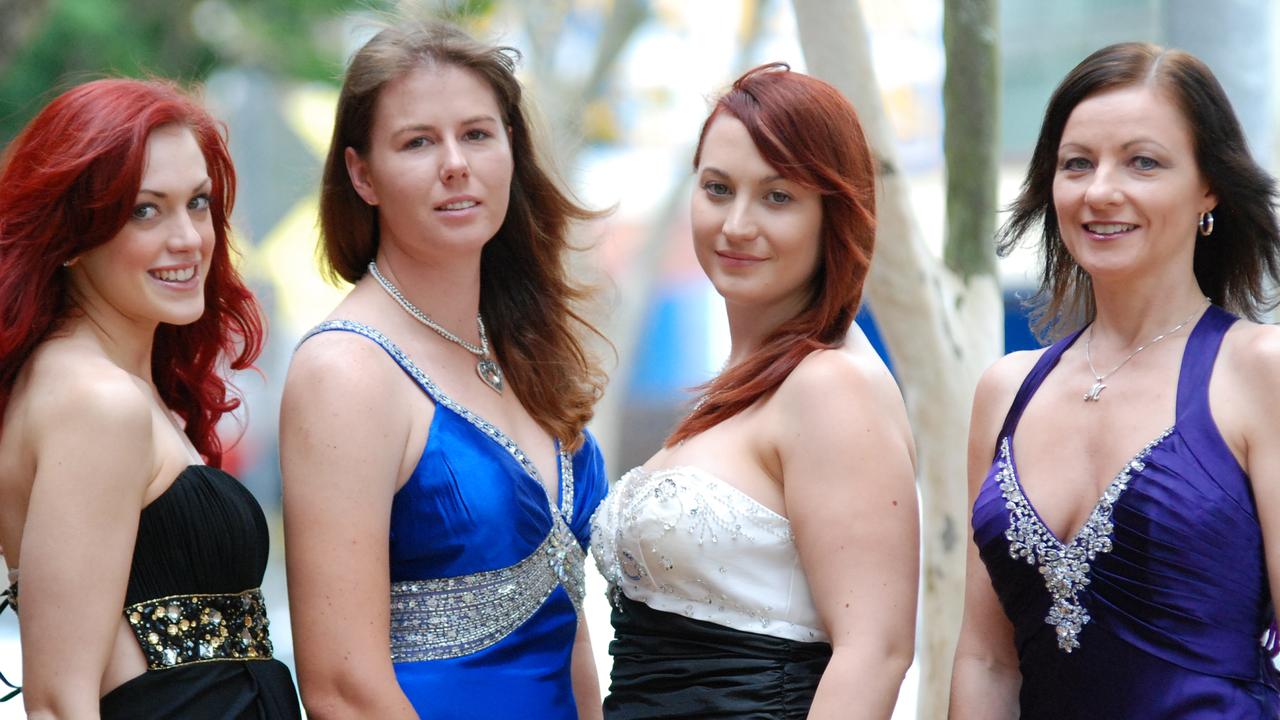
[590,63,919,718]
[0,79,299,719]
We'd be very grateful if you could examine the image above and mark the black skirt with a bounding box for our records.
[604,595,832,719]
[99,659,301,720]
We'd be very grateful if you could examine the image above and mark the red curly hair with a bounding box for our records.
[0,78,263,466]
[668,63,877,446]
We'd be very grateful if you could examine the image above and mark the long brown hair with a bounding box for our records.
[318,18,605,450]
[667,63,876,446]
[1000,42,1280,340]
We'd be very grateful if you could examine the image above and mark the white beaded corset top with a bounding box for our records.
[591,465,829,643]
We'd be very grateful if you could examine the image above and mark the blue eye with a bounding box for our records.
[1061,157,1092,172]
[132,204,159,220]
[703,181,731,197]
[765,190,792,205]
[463,129,491,141]
[188,194,211,211]
[1132,156,1160,171]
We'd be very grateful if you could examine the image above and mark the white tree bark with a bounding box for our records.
[792,1,1003,716]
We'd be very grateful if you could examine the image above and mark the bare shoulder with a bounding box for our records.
[774,345,903,428]
[285,327,403,404]
[971,348,1043,420]
[1214,320,1280,409]
[1218,320,1280,375]
[24,341,152,442]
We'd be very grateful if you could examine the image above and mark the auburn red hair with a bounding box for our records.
[0,78,263,466]
[668,63,876,446]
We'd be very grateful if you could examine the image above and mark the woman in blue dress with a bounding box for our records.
[951,43,1280,717]
[281,19,609,720]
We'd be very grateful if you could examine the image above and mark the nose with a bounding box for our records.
[439,139,470,183]
[168,209,205,254]
[1083,164,1123,208]
[722,199,756,242]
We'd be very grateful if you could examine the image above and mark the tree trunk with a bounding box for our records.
[791,0,1002,716]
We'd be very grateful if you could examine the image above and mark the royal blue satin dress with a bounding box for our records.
[302,320,608,720]
[972,306,1280,718]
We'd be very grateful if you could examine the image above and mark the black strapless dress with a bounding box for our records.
[94,465,300,719]
[604,595,831,720]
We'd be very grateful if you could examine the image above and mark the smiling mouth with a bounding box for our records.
[150,267,196,282]
[1084,222,1137,235]
[437,199,478,211]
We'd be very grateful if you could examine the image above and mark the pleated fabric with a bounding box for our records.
[109,465,299,719]
[972,306,1280,718]
[604,595,830,719]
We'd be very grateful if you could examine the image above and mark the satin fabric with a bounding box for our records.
[307,321,608,720]
[973,306,1280,718]
[604,595,830,719]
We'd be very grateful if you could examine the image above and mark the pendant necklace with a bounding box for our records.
[1083,297,1208,402]
[368,260,504,395]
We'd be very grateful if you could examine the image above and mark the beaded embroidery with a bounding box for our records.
[124,588,273,670]
[300,321,587,661]
[389,514,585,661]
[591,465,827,642]
[996,429,1172,652]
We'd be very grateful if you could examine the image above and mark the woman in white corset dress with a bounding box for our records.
[591,63,919,719]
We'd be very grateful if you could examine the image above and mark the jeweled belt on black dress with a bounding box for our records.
[124,587,274,670]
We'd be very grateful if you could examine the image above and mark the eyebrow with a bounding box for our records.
[701,166,786,184]
[138,178,212,198]
[1058,138,1171,153]
[392,115,502,135]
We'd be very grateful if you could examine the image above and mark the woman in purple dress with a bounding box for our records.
[951,43,1280,717]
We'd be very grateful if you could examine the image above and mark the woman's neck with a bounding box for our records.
[723,295,805,367]
[1089,273,1208,349]
[373,242,484,344]
[63,301,157,383]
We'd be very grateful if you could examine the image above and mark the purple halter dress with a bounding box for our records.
[972,305,1280,718]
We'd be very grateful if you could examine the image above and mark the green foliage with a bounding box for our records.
[0,0,398,143]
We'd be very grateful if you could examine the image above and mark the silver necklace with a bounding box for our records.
[1082,298,1208,402]
[368,260,504,395]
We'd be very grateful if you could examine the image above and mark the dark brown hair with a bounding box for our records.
[1000,41,1280,339]
[318,18,605,450]
[668,63,876,446]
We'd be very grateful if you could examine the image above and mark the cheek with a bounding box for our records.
[689,198,721,248]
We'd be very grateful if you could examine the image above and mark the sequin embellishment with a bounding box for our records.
[389,515,585,662]
[124,588,273,670]
[996,429,1171,652]
[300,321,588,662]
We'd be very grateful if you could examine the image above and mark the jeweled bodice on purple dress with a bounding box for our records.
[972,306,1280,718]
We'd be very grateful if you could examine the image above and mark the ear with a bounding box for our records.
[1203,188,1218,215]
[345,147,379,206]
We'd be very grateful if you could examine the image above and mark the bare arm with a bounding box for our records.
[778,351,918,720]
[948,356,1034,719]
[21,375,153,720]
[571,616,603,720]
[1226,327,1280,681]
[282,336,419,720]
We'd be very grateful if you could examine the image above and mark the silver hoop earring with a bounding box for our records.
[1198,210,1214,237]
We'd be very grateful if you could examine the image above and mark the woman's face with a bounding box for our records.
[70,124,215,329]
[1052,83,1216,284]
[347,63,514,260]
[691,114,823,318]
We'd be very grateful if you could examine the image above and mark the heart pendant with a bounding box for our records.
[476,357,504,395]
